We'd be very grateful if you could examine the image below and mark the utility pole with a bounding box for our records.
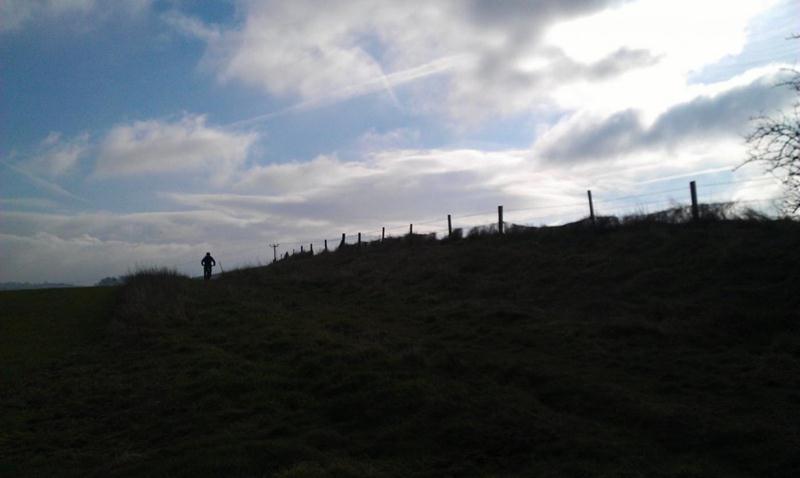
[270,243,279,263]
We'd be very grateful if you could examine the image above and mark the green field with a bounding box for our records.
[1,218,799,477]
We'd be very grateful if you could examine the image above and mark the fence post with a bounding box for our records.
[381,227,385,242]
[447,214,452,237]
[690,181,699,221]
[498,205,504,234]
[324,239,328,252]
[309,243,313,254]
[300,245,304,253]
[409,224,413,236]
[358,232,361,247]
[587,190,596,226]
[340,233,346,248]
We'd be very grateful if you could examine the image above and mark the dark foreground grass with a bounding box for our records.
[1,219,799,477]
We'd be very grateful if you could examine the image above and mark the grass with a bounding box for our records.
[0,286,117,384]
[1,217,799,477]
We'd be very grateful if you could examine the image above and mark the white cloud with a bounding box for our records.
[357,128,421,150]
[0,232,203,284]
[95,114,258,181]
[170,0,780,124]
[533,67,795,162]
[234,154,379,196]
[172,0,644,121]
[3,129,781,284]
[3,1,793,285]
[24,131,90,177]
[544,0,779,118]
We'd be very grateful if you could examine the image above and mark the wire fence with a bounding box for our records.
[164,174,784,276]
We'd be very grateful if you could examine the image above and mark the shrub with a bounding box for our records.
[114,268,193,334]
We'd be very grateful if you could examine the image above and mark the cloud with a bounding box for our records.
[170,0,651,121]
[95,114,258,181]
[24,131,90,177]
[0,197,59,211]
[234,154,379,196]
[0,159,87,203]
[3,134,779,284]
[357,128,421,150]
[167,0,777,124]
[0,232,201,284]
[535,68,796,162]
[0,0,151,33]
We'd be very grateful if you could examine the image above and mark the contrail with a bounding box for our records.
[638,165,740,184]
[225,55,465,130]
[0,159,89,204]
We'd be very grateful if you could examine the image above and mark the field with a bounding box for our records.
[1,217,799,477]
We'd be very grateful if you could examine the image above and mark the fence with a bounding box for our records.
[156,174,781,276]
[257,176,781,265]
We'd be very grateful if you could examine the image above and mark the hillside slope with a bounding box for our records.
[2,219,799,477]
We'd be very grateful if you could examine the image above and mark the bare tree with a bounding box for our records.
[742,36,800,215]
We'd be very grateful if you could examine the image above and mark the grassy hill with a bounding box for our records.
[1,216,799,477]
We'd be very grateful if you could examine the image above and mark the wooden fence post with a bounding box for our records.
[309,243,313,254]
[358,232,361,247]
[498,205,504,234]
[409,224,413,236]
[587,190,596,226]
[324,239,328,252]
[300,245,304,253]
[381,227,385,242]
[447,214,452,237]
[690,181,699,221]
[340,233,346,248]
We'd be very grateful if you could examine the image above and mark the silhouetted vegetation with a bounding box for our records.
[95,276,122,287]
[1,212,799,477]
[743,38,800,215]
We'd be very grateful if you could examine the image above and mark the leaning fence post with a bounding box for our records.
[690,181,699,221]
[587,190,596,226]
[498,205,504,234]
[447,214,452,237]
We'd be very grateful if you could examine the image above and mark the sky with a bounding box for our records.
[1,0,798,284]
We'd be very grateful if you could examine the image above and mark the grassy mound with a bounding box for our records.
[1,218,799,477]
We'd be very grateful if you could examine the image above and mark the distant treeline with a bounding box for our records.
[0,282,76,291]
[0,277,124,290]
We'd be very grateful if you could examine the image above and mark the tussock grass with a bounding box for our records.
[2,215,800,477]
[114,268,194,334]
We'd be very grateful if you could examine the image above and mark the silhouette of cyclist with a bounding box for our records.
[201,252,216,280]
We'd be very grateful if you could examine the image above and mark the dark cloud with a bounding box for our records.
[464,0,629,30]
[586,48,661,79]
[540,72,795,161]
[543,109,643,160]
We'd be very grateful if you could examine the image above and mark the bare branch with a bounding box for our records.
[743,36,800,215]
